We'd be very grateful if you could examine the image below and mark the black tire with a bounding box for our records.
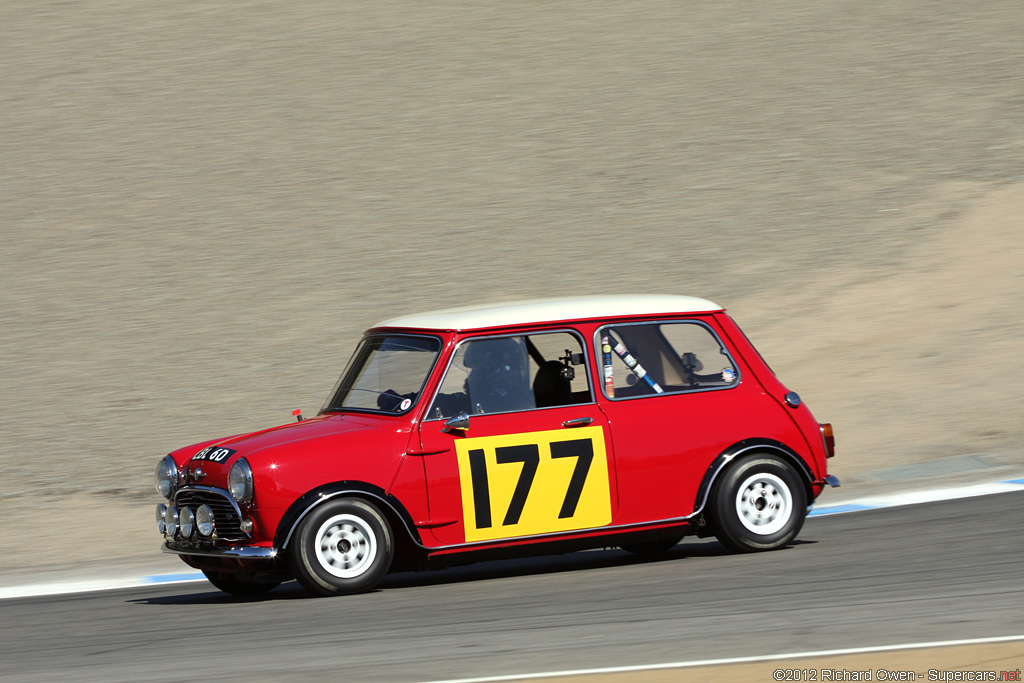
[711,454,807,553]
[620,535,684,555]
[202,570,280,596]
[289,497,394,597]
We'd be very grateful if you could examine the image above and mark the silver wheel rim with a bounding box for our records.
[734,472,793,535]
[314,514,378,579]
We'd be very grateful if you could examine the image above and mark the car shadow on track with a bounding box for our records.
[129,537,814,605]
[129,583,309,604]
[382,540,719,590]
[382,537,815,590]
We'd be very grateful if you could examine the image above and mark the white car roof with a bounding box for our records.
[372,294,722,331]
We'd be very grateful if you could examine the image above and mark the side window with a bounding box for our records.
[428,332,591,419]
[597,322,738,399]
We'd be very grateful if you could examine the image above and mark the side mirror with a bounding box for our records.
[442,411,470,433]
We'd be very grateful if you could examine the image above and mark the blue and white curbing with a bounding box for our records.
[3,478,1023,601]
[0,572,207,600]
[807,477,1024,516]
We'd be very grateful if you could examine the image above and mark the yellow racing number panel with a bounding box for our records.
[454,426,612,543]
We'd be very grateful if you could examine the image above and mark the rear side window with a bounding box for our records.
[596,321,739,399]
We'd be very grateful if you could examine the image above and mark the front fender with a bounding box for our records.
[273,481,423,552]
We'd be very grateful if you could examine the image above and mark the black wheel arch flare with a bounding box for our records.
[274,481,424,552]
[693,438,815,515]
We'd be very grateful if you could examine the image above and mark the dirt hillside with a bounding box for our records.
[2,1,1022,574]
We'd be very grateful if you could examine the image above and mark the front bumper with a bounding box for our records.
[162,541,278,560]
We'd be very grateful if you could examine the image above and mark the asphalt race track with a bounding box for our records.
[3,492,1022,683]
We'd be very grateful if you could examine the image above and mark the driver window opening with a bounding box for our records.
[429,332,591,419]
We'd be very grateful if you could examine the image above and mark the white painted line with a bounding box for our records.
[424,634,1024,683]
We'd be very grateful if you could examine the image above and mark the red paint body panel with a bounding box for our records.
[599,378,802,522]
[157,301,835,577]
[715,314,829,480]
[170,413,418,549]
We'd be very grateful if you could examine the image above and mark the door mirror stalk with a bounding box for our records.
[442,411,470,433]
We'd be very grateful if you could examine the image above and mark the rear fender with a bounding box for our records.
[693,438,815,515]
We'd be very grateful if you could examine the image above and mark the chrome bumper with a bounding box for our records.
[162,542,278,560]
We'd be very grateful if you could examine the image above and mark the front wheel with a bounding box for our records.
[289,498,394,597]
[202,570,280,596]
[711,455,807,553]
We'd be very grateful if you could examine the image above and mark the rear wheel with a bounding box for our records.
[289,498,394,597]
[711,455,806,552]
[202,570,280,596]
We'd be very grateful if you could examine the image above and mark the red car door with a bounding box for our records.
[416,407,617,547]
[413,331,619,548]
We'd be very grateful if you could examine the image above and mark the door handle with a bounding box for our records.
[562,417,593,428]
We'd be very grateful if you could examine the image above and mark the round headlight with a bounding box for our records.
[164,505,179,538]
[228,458,254,505]
[196,505,215,537]
[155,456,178,499]
[156,504,167,534]
[179,506,195,539]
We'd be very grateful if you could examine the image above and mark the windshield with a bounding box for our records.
[321,334,442,414]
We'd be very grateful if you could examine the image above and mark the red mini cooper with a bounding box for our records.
[155,295,838,596]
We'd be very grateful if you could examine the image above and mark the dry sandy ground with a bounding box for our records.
[2,1,1023,577]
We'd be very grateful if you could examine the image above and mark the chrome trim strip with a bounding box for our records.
[161,542,278,559]
[173,485,251,538]
[592,318,742,402]
[690,443,817,517]
[689,449,744,517]
[281,487,699,555]
[415,444,810,552]
[229,458,254,506]
[280,448,812,556]
[430,443,810,551]
[280,489,417,549]
[422,328,597,422]
[431,514,697,551]
[158,455,179,499]
[320,332,444,417]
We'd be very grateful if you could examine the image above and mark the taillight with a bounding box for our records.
[820,423,835,458]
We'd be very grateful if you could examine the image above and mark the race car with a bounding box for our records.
[155,295,838,596]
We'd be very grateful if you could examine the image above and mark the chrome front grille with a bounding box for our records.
[174,486,247,542]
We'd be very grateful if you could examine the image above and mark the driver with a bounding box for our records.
[463,337,535,414]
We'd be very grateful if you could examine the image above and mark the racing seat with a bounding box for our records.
[533,360,573,408]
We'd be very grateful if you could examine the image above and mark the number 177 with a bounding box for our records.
[466,438,594,529]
